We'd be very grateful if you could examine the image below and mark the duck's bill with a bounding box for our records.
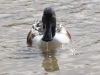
[42,27,53,42]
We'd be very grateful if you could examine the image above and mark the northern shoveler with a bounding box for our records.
[27,7,71,47]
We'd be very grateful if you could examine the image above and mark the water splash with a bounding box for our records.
[46,42,49,52]
[46,42,49,57]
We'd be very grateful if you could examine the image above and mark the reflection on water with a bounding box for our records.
[0,0,100,75]
[42,51,59,72]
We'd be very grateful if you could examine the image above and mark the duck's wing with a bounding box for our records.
[66,30,71,42]
[27,29,35,45]
[27,19,43,46]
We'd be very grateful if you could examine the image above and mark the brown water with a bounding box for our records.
[0,0,100,75]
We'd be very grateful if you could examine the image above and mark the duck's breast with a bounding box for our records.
[32,33,70,47]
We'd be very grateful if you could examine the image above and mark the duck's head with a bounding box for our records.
[42,7,56,42]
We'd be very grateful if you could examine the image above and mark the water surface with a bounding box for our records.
[0,0,100,75]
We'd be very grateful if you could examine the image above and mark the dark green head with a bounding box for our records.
[42,7,56,42]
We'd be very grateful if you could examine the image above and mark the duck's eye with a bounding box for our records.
[52,15,54,18]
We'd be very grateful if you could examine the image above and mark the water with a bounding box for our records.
[0,0,100,75]
[46,42,49,52]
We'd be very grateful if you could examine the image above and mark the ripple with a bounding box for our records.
[0,0,100,75]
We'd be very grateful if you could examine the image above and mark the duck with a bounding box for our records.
[27,7,71,47]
